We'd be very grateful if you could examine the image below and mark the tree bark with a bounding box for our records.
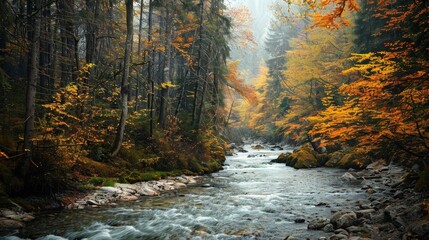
[110,0,133,157]
[135,0,144,111]
[147,0,155,138]
[192,0,205,130]
[22,0,41,177]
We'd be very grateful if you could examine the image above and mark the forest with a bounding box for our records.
[0,0,428,232]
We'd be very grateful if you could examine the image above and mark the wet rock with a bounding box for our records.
[86,199,98,205]
[238,148,248,153]
[349,237,371,240]
[316,202,328,207]
[326,151,370,169]
[201,183,211,188]
[120,195,138,201]
[294,218,305,223]
[355,209,375,219]
[100,186,122,194]
[330,210,357,228]
[0,217,24,229]
[323,223,334,232]
[366,159,387,171]
[251,145,265,150]
[286,144,318,169]
[308,217,330,230]
[174,182,187,188]
[329,233,348,240]
[334,228,348,235]
[365,188,375,194]
[346,226,369,234]
[272,152,291,163]
[409,219,429,237]
[284,236,297,240]
[340,172,358,182]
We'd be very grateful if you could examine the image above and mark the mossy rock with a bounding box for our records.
[325,151,345,167]
[251,145,265,150]
[286,144,318,169]
[273,152,291,163]
[325,151,369,169]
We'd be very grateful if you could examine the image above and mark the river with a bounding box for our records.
[3,144,369,240]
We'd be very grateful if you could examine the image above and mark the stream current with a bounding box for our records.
[4,145,368,240]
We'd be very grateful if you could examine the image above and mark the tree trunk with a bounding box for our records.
[58,0,75,86]
[192,0,205,130]
[135,0,144,111]
[22,0,41,177]
[110,0,133,157]
[147,0,155,138]
[158,2,173,128]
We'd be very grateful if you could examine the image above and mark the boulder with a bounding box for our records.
[251,145,265,150]
[100,186,122,194]
[294,218,305,223]
[330,210,357,228]
[308,217,330,230]
[366,159,387,171]
[340,172,359,182]
[323,223,335,232]
[326,151,370,169]
[324,151,345,167]
[286,144,318,169]
[272,153,291,163]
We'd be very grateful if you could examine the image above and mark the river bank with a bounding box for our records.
[2,144,428,239]
[0,175,200,235]
[293,164,429,239]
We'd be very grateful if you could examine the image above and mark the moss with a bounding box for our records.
[87,177,104,186]
[325,151,345,167]
[293,150,318,168]
[285,144,318,168]
[87,177,117,187]
[102,178,116,187]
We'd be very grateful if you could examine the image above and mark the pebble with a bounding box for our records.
[66,176,199,210]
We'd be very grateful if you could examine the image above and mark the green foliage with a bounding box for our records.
[119,170,170,183]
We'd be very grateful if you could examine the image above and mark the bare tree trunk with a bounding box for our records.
[58,0,75,86]
[110,0,133,157]
[147,0,155,138]
[135,0,144,111]
[192,0,205,129]
[22,0,41,177]
[158,1,173,128]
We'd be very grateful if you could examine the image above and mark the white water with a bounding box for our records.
[2,145,368,239]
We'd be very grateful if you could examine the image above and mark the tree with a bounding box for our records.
[111,0,133,157]
[22,0,41,177]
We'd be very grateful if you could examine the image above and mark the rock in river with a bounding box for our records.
[330,210,357,229]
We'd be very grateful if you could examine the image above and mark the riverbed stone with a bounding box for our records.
[355,209,375,219]
[329,233,348,240]
[100,186,122,194]
[323,223,335,232]
[330,210,357,228]
[273,152,291,163]
[308,217,330,230]
[286,144,318,169]
[340,172,358,182]
[0,217,24,229]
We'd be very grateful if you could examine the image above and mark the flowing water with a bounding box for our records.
[3,145,368,240]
